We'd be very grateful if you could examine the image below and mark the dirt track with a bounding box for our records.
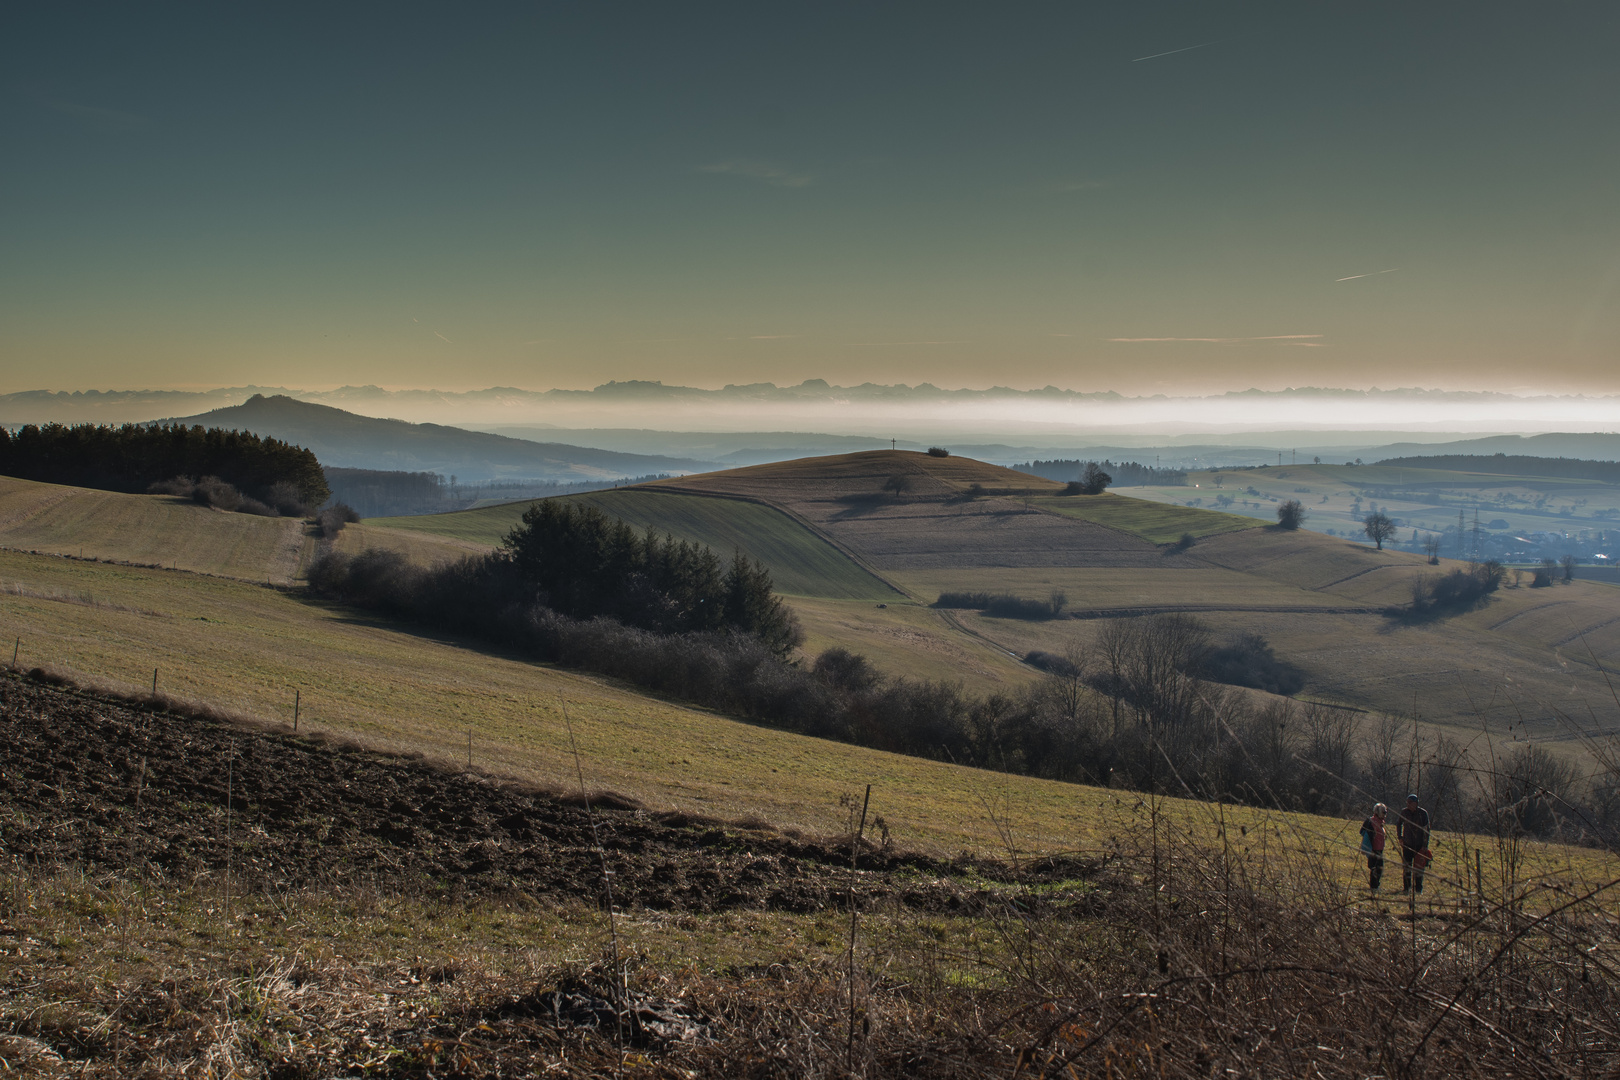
[0,671,1098,912]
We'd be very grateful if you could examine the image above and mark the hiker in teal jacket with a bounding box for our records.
[1359,803,1388,890]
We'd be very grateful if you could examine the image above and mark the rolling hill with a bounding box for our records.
[162,394,712,483]
[643,452,1620,740]
[370,488,898,601]
[6,449,1619,745]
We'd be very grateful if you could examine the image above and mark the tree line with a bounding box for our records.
[1019,459,1189,487]
[1375,453,1620,485]
[0,422,329,509]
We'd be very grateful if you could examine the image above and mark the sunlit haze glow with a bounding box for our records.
[4,4,1620,415]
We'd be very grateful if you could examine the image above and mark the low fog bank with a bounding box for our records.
[4,382,1618,470]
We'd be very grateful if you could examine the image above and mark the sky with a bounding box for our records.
[4,2,1619,397]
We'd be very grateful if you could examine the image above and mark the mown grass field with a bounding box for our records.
[1030,492,1257,544]
[0,476,312,583]
[369,488,897,600]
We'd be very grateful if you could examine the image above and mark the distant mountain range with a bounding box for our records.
[4,383,1619,472]
[158,395,711,483]
[5,380,1618,426]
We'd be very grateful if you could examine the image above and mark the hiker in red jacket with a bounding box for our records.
[1359,803,1388,890]
[1397,794,1431,894]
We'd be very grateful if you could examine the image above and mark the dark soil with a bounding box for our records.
[0,671,1100,913]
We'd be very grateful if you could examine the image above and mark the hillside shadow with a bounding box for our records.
[287,592,814,734]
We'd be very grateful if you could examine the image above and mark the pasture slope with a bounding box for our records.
[0,474,313,583]
[0,545,1388,862]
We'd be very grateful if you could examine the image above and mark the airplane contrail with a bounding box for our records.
[1336,268,1400,282]
[1133,40,1221,62]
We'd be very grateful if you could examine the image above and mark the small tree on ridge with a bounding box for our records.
[1363,511,1396,550]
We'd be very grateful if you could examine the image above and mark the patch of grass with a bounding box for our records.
[787,596,1037,691]
[369,489,898,600]
[1031,492,1257,544]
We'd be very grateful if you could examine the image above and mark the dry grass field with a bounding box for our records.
[0,476,313,583]
[7,461,1617,743]
[0,547,1260,857]
[7,543,1607,890]
[354,454,1620,738]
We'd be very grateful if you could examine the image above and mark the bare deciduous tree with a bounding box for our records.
[1363,511,1396,550]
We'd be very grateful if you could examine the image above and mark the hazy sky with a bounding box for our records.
[4,2,1619,396]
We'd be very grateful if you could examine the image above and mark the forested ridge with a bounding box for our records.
[0,422,329,507]
[1374,453,1620,483]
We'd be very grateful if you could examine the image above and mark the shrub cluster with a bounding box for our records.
[310,500,801,654]
[1399,560,1505,618]
[933,591,1067,620]
[316,503,361,536]
[147,475,312,517]
[1063,462,1112,495]
[0,422,329,508]
[1203,631,1307,695]
[503,500,799,650]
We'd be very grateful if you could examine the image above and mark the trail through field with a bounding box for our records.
[0,673,1097,913]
